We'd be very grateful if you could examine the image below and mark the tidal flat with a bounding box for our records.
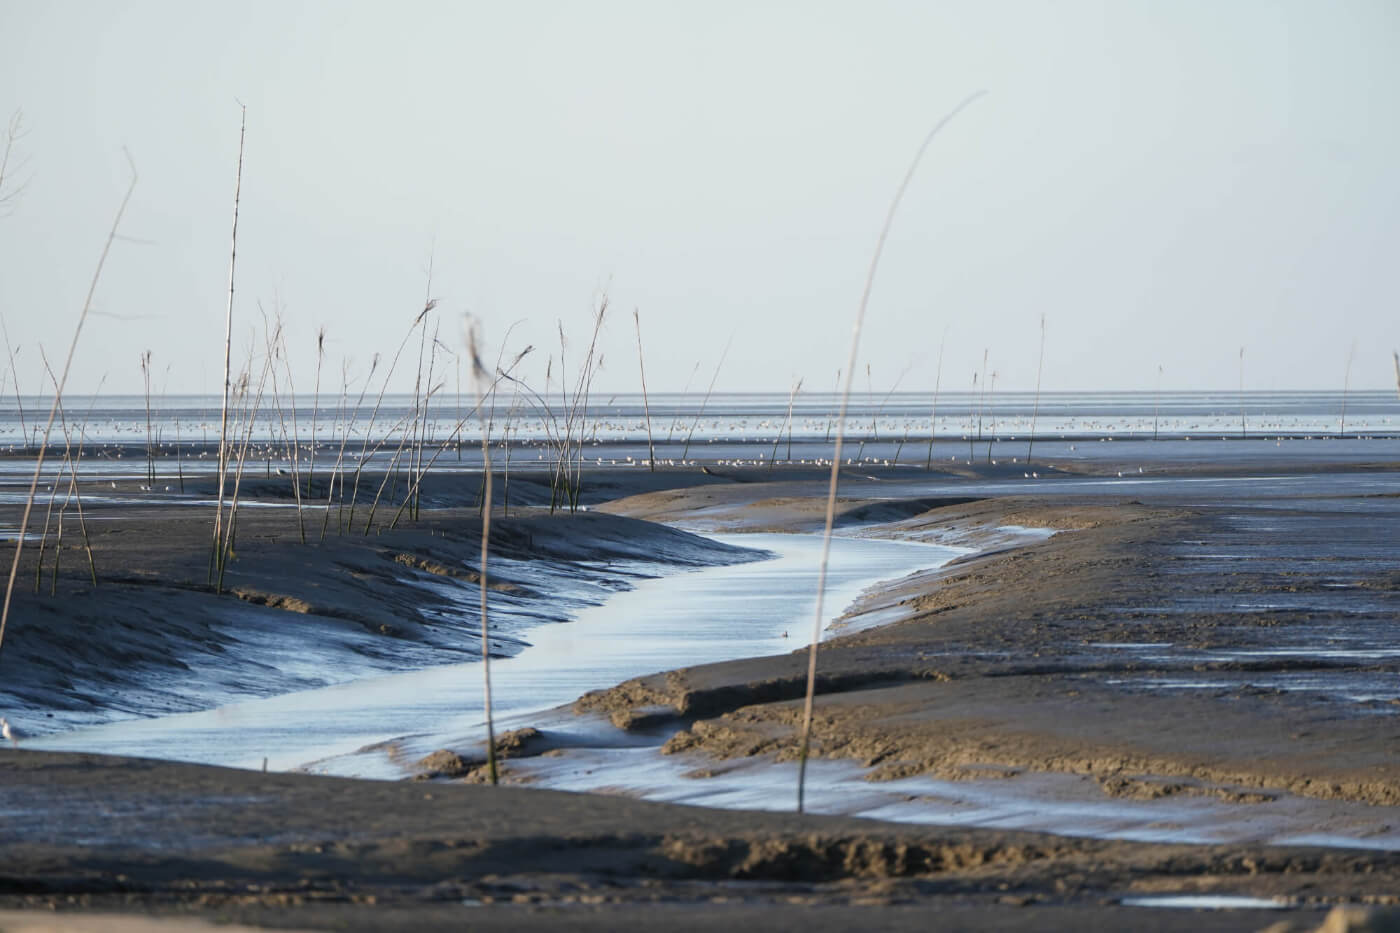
[1,400,1398,931]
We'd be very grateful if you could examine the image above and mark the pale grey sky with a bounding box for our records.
[1,0,1397,396]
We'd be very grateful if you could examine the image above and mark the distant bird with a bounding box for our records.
[1,717,18,748]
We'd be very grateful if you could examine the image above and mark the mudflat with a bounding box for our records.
[1,453,1398,930]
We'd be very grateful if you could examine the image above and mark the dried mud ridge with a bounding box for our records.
[573,496,1400,809]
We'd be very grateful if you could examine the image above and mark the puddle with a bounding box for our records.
[1120,895,1292,910]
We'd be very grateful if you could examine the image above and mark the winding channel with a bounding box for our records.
[30,532,965,778]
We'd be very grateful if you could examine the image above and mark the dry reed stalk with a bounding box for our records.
[866,364,876,441]
[563,300,609,511]
[269,322,306,544]
[968,372,977,463]
[413,323,444,520]
[39,353,99,587]
[1153,364,1163,441]
[307,327,325,497]
[825,369,840,443]
[465,317,498,785]
[976,348,988,441]
[416,326,523,524]
[326,355,378,539]
[1339,341,1356,436]
[0,316,27,451]
[0,109,28,218]
[680,335,732,464]
[666,361,702,444]
[346,303,432,531]
[925,330,946,470]
[501,381,522,516]
[769,377,803,470]
[391,345,533,530]
[985,370,997,463]
[1026,314,1046,465]
[1393,351,1400,400]
[363,413,421,534]
[140,350,155,485]
[795,91,985,813]
[406,314,431,520]
[218,337,277,593]
[0,154,136,655]
[212,105,245,584]
[858,363,912,463]
[1238,346,1246,439]
[33,453,63,594]
[633,309,656,471]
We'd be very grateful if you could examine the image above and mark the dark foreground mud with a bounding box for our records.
[2,749,1399,932]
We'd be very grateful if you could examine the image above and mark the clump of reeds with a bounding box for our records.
[0,152,136,655]
[795,91,985,813]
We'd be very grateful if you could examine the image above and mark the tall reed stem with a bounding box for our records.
[1339,341,1356,436]
[466,318,498,786]
[769,377,802,470]
[634,309,656,471]
[1153,364,1163,440]
[926,331,945,470]
[1238,346,1246,439]
[1026,314,1045,465]
[795,91,985,813]
[681,336,731,463]
[308,327,325,497]
[212,105,245,584]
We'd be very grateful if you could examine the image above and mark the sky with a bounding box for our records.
[0,0,1397,397]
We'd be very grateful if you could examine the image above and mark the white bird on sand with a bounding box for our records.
[1,717,19,748]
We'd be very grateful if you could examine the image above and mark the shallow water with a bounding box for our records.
[30,532,963,777]
[507,742,1400,851]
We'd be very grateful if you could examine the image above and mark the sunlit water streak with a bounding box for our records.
[30,533,963,777]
